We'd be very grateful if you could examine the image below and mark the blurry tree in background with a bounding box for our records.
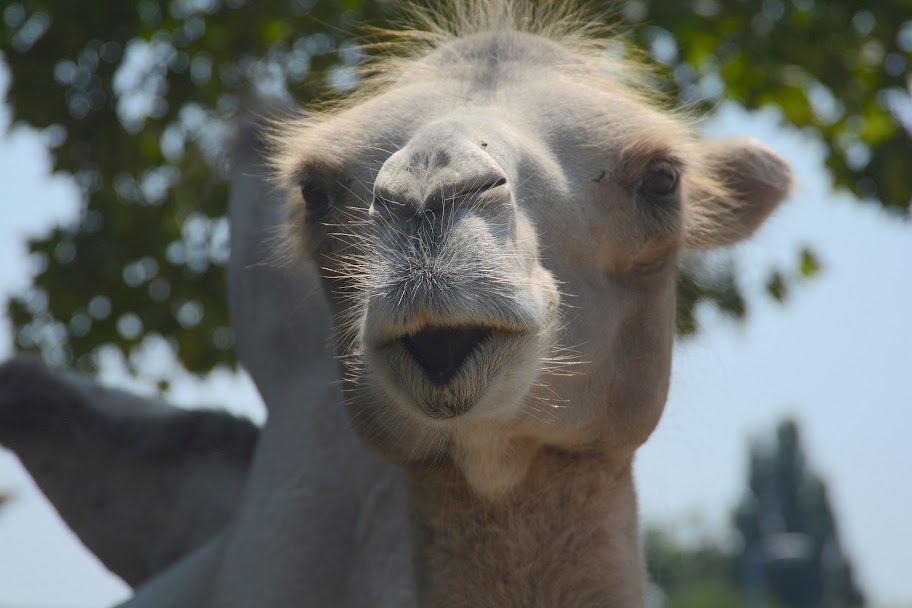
[647,419,864,608]
[1,0,394,382]
[646,525,772,608]
[0,0,909,380]
[734,419,865,608]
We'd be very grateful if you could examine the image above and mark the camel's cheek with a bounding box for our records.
[532,265,676,452]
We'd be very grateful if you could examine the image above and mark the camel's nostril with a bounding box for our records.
[401,326,492,385]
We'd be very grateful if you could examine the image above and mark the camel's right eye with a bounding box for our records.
[300,178,330,218]
[639,161,680,200]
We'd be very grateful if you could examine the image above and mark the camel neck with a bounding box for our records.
[406,449,645,608]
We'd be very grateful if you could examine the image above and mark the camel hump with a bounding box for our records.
[0,356,258,587]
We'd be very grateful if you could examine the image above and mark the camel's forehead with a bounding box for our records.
[287,32,692,182]
[309,87,680,163]
[416,30,584,74]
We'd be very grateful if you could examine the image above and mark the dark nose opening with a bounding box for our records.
[402,326,491,385]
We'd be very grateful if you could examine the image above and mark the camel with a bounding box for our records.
[0,2,792,606]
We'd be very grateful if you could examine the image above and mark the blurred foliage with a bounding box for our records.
[0,0,908,378]
[647,419,864,608]
[647,527,742,607]
[646,524,785,607]
[1,0,394,378]
[734,419,865,607]
[646,524,786,608]
[629,0,912,212]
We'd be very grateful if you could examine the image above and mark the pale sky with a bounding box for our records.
[0,72,910,607]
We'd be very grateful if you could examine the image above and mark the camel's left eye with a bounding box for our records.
[639,163,679,199]
[300,177,330,217]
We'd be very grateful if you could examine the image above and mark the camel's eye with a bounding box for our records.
[300,177,330,218]
[639,162,679,199]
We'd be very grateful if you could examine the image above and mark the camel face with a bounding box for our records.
[362,114,559,419]
[277,30,791,495]
[355,90,678,442]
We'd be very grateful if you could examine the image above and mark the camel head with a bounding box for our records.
[274,18,791,498]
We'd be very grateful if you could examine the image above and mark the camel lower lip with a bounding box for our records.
[366,325,534,420]
[401,325,493,386]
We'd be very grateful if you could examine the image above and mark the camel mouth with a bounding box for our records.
[364,319,539,420]
[401,325,493,386]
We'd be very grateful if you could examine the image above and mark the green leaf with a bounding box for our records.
[798,248,821,278]
[765,270,787,302]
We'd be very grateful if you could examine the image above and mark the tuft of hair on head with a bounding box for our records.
[266,1,664,178]
[383,0,615,48]
[359,0,656,98]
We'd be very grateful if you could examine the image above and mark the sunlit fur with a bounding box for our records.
[269,1,792,605]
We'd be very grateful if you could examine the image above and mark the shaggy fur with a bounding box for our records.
[408,449,643,608]
[268,0,793,605]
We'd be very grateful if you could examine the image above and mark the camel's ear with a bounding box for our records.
[684,137,793,249]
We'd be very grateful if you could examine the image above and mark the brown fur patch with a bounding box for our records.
[408,449,644,607]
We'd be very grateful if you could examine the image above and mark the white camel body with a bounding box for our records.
[120,115,418,608]
[0,2,792,606]
[2,112,414,607]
